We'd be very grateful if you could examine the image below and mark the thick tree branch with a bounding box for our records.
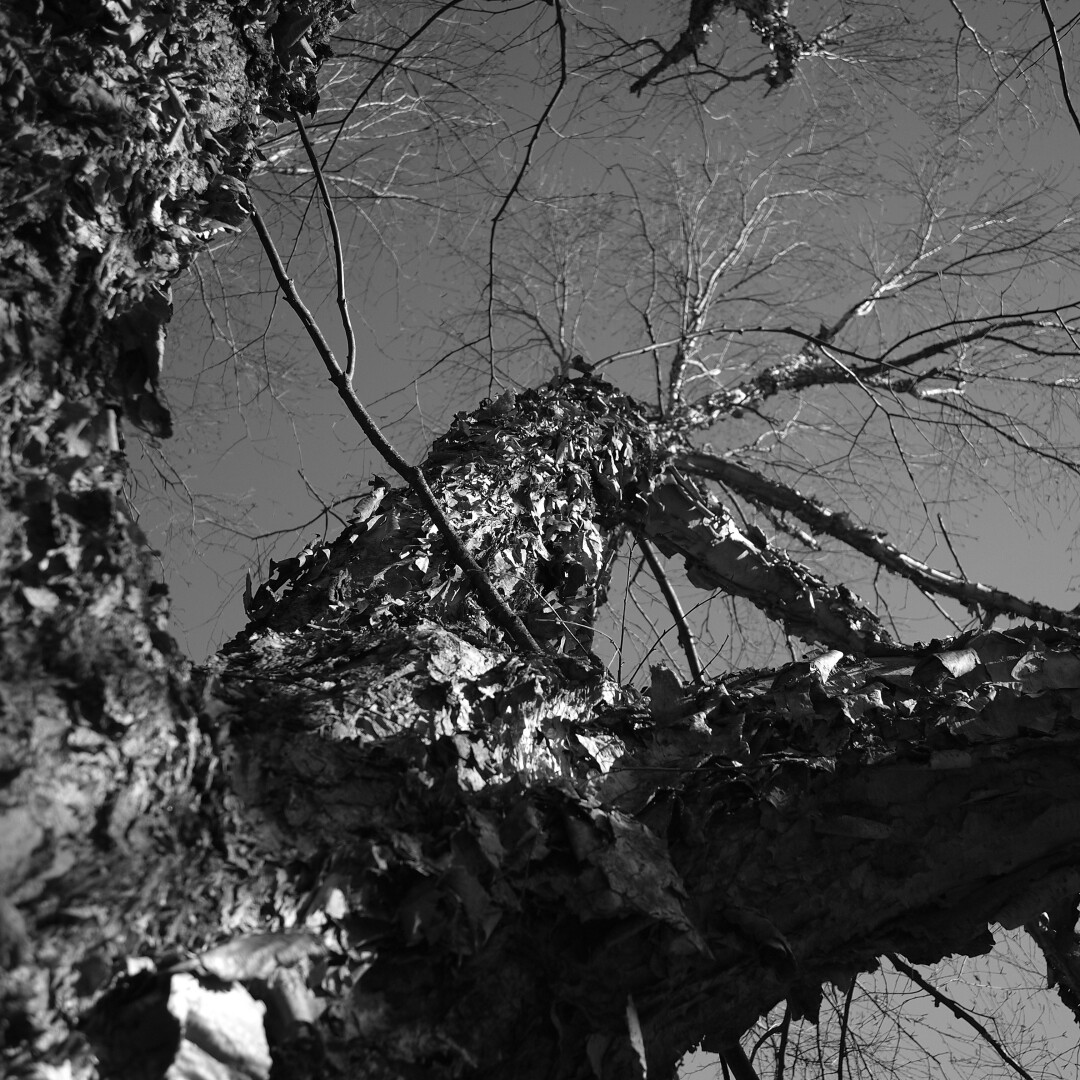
[636,533,705,682]
[629,469,899,655]
[679,449,1080,633]
[684,309,1080,426]
[247,197,542,654]
[886,953,1036,1080]
[15,2,1080,1077]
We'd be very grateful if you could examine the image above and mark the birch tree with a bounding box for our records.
[5,3,1080,1080]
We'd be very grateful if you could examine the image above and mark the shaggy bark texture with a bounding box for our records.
[191,374,1080,1079]
[5,3,1080,1080]
[0,0,343,1066]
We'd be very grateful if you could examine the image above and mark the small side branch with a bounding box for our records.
[247,196,541,656]
[292,109,357,381]
[680,450,1080,633]
[772,1005,790,1080]
[836,981,854,1080]
[636,532,704,683]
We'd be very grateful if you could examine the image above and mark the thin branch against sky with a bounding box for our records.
[156,1,1080,671]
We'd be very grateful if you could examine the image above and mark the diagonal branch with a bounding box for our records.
[636,533,705,683]
[719,1040,762,1080]
[246,195,541,656]
[320,0,469,167]
[629,470,899,655]
[679,449,1080,633]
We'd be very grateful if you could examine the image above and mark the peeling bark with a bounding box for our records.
[630,0,806,96]
[679,448,1080,633]
[175,525,1080,1079]
[630,468,897,655]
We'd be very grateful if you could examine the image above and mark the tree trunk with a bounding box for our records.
[5,4,1080,1080]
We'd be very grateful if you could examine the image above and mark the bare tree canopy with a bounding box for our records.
[4,2,1080,1079]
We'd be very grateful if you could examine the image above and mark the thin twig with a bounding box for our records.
[247,195,541,655]
[636,533,704,683]
[292,109,357,381]
[887,953,1036,1080]
[281,0,470,268]
[915,582,965,634]
[936,513,968,579]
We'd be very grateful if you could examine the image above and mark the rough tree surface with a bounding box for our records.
[4,2,1080,1080]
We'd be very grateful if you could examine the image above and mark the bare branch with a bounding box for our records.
[292,109,357,382]
[686,308,1080,426]
[320,0,470,168]
[837,981,855,1080]
[636,533,705,683]
[484,0,569,388]
[679,449,1080,633]
[1039,0,1080,142]
[246,195,541,655]
[720,1040,762,1080]
[772,1005,789,1080]
[631,469,899,655]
